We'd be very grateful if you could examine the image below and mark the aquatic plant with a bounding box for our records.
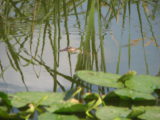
[0,70,160,119]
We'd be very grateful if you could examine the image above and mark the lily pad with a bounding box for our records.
[128,106,145,118]
[9,92,65,108]
[76,70,123,88]
[46,101,88,113]
[112,118,131,120]
[38,112,79,120]
[96,106,131,120]
[113,88,155,100]
[9,92,87,113]
[125,75,160,93]
[132,106,160,120]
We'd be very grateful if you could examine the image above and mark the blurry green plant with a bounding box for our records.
[0,70,160,120]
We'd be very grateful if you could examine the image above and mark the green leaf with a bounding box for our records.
[113,118,131,120]
[96,106,131,120]
[0,92,12,107]
[0,108,16,119]
[38,112,79,120]
[46,101,88,113]
[128,106,145,118]
[9,92,65,108]
[113,88,155,100]
[9,92,88,113]
[132,106,160,120]
[76,70,123,88]
[125,75,160,93]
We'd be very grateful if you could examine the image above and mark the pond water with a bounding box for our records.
[0,0,160,93]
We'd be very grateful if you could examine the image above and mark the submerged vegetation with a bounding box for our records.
[0,0,160,119]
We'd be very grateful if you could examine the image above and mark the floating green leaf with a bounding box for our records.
[76,71,123,88]
[125,75,160,93]
[9,92,87,113]
[113,88,155,100]
[96,106,131,120]
[38,112,79,120]
[132,106,160,120]
[9,92,65,108]
[46,101,88,113]
[128,106,145,118]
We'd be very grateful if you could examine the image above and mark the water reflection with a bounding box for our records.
[0,0,160,92]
